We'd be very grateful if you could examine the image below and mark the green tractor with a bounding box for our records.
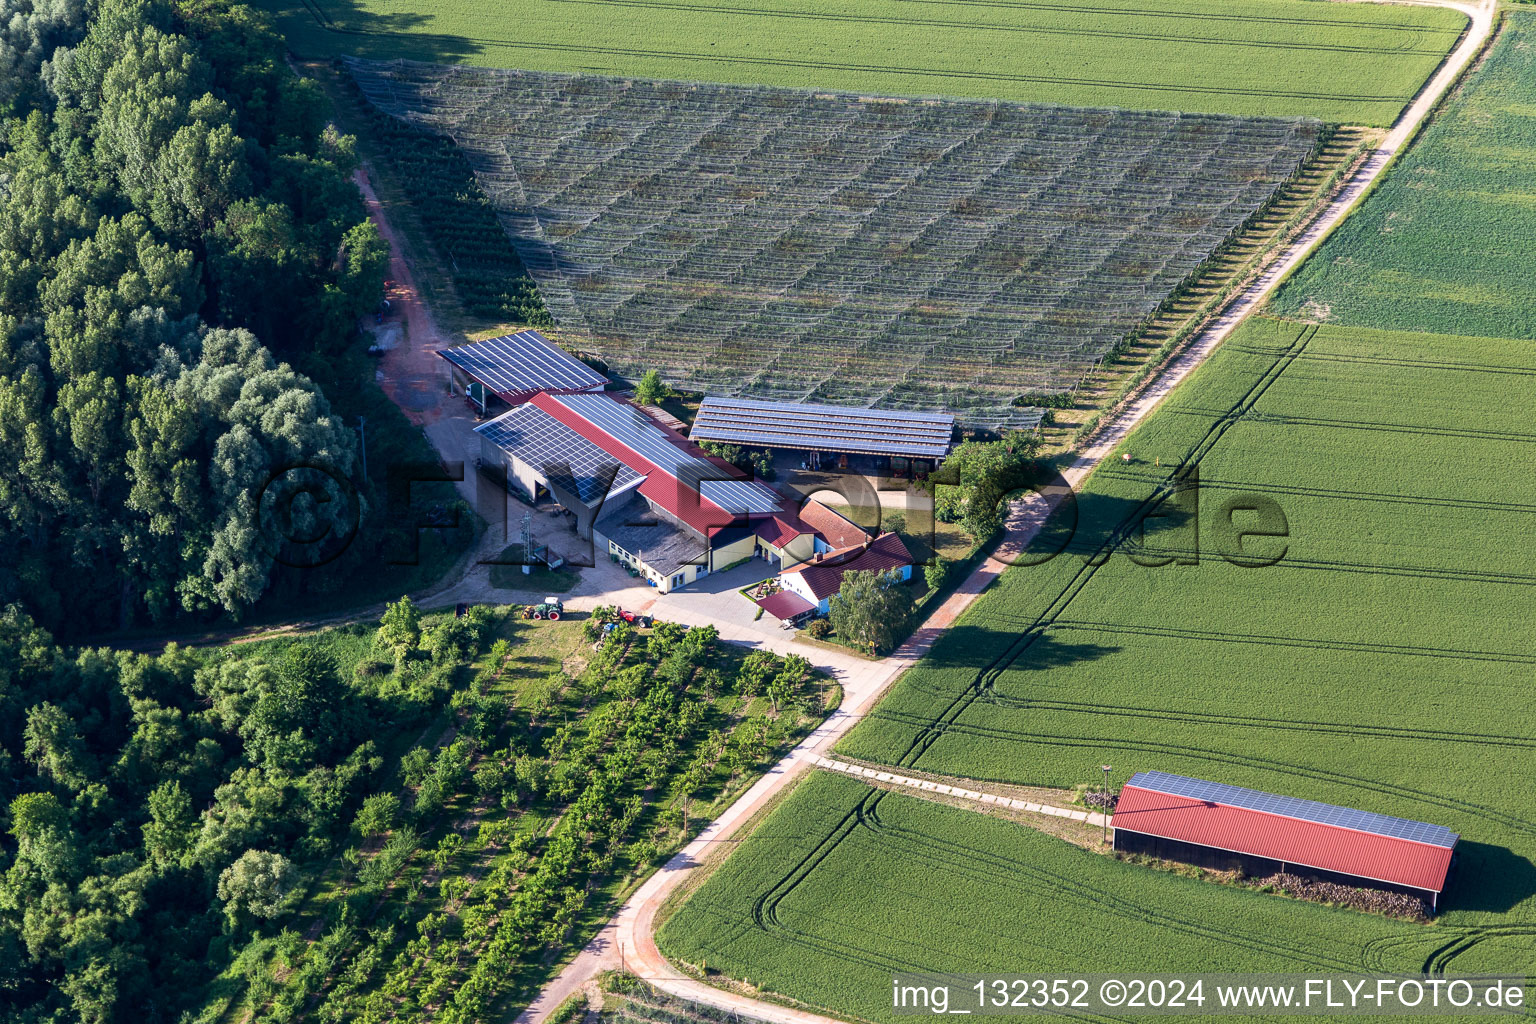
[523,597,564,620]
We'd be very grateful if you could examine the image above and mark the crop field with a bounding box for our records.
[658,771,1453,1023]
[659,320,1536,1009]
[348,61,1323,427]
[832,317,1536,932]
[1272,12,1536,339]
[263,0,1465,124]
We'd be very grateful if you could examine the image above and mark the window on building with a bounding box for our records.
[672,573,685,589]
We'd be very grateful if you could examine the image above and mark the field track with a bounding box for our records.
[514,1,1496,1020]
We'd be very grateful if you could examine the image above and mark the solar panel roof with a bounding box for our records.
[551,393,782,514]
[477,402,641,505]
[1127,771,1458,848]
[439,330,607,399]
[691,397,954,460]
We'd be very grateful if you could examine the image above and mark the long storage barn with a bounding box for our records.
[1110,771,1458,912]
[439,330,607,412]
[690,397,955,466]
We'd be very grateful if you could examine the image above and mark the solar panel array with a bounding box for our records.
[691,397,954,459]
[477,402,641,504]
[551,394,782,514]
[1128,771,1458,848]
[439,330,607,399]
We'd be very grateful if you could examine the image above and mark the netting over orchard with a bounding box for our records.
[351,60,1320,429]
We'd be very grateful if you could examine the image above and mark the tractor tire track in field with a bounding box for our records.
[743,784,1378,988]
[1225,341,1536,376]
[1097,471,1536,517]
[867,709,1536,837]
[975,696,1536,750]
[540,0,1452,56]
[890,322,1318,773]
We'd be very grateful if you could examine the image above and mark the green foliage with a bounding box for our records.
[335,71,549,324]
[827,569,913,654]
[280,0,1463,124]
[658,772,1427,1023]
[1273,13,1536,339]
[351,792,400,837]
[932,432,1042,542]
[0,602,463,1023]
[218,849,301,926]
[633,369,671,406]
[375,595,421,665]
[923,555,950,593]
[804,618,832,640]
[0,0,387,632]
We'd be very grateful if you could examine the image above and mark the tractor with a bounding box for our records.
[523,597,564,620]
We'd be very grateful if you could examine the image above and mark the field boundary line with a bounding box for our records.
[516,2,1494,1022]
[809,756,1108,826]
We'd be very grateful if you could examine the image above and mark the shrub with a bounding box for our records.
[805,619,833,639]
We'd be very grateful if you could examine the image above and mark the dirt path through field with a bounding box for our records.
[518,1,1496,1021]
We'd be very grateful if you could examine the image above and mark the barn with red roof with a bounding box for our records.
[1110,771,1459,912]
[476,389,870,593]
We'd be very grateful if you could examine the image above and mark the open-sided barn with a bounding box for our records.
[1110,771,1458,912]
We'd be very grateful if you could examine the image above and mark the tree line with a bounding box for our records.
[0,0,390,636]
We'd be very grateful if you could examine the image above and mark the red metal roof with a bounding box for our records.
[1110,783,1455,893]
[530,391,781,535]
[780,531,913,601]
[756,589,816,622]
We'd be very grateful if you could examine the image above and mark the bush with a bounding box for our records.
[805,619,833,639]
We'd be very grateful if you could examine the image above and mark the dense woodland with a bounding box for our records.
[0,0,393,636]
[0,597,830,1023]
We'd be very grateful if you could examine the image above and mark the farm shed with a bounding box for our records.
[439,330,607,413]
[474,401,643,537]
[690,397,954,475]
[1110,771,1458,912]
[477,391,877,591]
[778,531,914,615]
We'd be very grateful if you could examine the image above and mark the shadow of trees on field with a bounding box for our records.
[277,0,483,65]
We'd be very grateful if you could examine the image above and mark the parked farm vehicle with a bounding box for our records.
[523,598,563,620]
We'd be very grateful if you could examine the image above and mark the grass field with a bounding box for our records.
[656,316,1536,1003]
[834,319,1536,930]
[347,62,1325,427]
[1272,12,1536,338]
[262,0,1465,124]
[658,771,1466,1022]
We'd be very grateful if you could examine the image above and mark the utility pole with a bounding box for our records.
[357,416,368,479]
[520,512,533,575]
[1101,764,1112,846]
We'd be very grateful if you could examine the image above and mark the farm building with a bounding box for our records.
[439,329,607,414]
[1110,771,1458,912]
[690,397,954,477]
[477,391,866,592]
[777,531,914,615]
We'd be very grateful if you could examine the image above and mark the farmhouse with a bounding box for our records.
[477,391,866,592]
[777,531,914,615]
[439,329,607,414]
[690,397,954,477]
[1110,771,1458,912]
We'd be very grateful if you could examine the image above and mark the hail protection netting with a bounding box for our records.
[347,59,1320,429]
